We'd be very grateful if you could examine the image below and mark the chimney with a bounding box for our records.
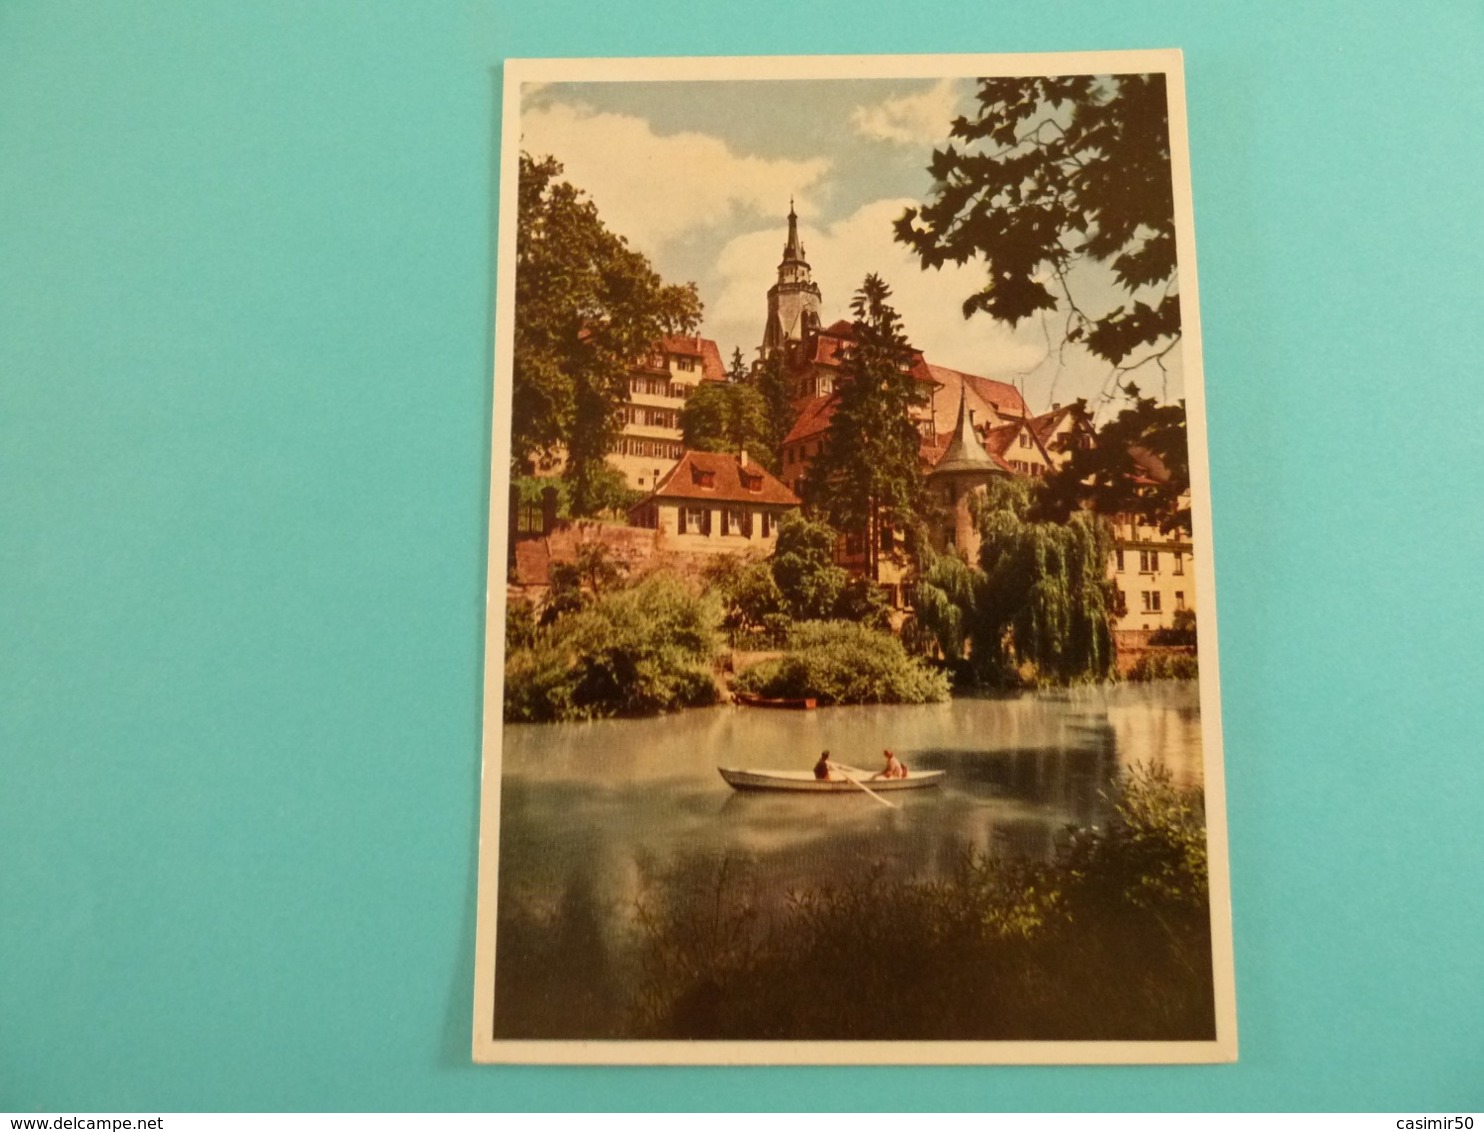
[1052,402,1061,411]
[739,448,748,468]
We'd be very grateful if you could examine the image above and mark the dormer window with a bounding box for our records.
[690,466,716,488]
[741,471,763,493]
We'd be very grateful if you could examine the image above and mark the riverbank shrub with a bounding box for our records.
[504,574,721,722]
[1149,608,1198,647]
[1127,651,1199,681]
[733,620,949,705]
[630,764,1213,1040]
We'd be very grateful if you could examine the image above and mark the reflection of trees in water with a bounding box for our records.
[495,867,640,1039]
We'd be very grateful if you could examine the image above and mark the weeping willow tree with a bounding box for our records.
[911,478,1118,686]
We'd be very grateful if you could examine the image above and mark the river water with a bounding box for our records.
[491,681,1204,1038]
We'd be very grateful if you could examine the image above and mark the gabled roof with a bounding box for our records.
[982,420,1054,472]
[1028,403,1090,446]
[926,364,1029,419]
[641,449,801,507]
[661,335,728,382]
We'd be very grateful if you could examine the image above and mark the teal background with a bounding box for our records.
[3,0,1482,1112]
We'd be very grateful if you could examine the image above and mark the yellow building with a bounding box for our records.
[628,449,800,555]
[607,334,727,492]
[1108,507,1196,632]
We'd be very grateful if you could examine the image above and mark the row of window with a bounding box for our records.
[638,353,699,373]
[1008,459,1047,476]
[629,377,693,399]
[612,438,683,460]
[1116,589,1188,614]
[676,507,776,539]
[622,406,679,430]
[1114,549,1186,575]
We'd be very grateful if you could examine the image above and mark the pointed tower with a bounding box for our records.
[928,388,1009,558]
[761,200,823,360]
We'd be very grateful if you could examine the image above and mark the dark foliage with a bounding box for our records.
[1034,387,1191,535]
[896,75,1180,370]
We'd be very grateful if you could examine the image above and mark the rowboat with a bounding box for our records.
[734,692,817,710]
[718,767,945,793]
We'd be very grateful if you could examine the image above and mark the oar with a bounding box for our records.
[836,767,898,810]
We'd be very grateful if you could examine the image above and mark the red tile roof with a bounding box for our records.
[926,364,1029,419]
[801,323,936,384]
[643,450,801,507]
[661,335,727,382]
[782,394,837,446]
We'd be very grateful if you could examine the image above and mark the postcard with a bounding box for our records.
[473,50,1235,1064]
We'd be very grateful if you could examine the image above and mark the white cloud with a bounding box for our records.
[521,101,830,255]
[850,78,963,145]
[708,198,1049,380]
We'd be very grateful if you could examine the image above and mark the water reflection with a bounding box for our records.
[493,681,1203,1038]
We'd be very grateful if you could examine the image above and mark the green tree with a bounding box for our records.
[1033,386,1190,534]
[703,555,785,638]
[803,275,927,582]
[514,153,702,515]
[748,351,794,475]
[541,542,631,625]
[895,75,1179,371]
[912,478,1117,686]
[734,621,949,706]
[680,380,775,468]
[726,347,749,384]
[504,573,721,723]
[769,513,847,622]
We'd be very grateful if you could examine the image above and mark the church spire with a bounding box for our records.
[760,200,822,359]
[783,197,804,263]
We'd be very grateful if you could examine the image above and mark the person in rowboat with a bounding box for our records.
[870,748,908,780]
[813,750,838,781]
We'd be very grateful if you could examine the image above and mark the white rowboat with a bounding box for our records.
[718,767,945,793]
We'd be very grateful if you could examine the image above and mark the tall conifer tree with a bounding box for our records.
[804,275,927,582]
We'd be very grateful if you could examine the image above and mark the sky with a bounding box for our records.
[519,76,1185,415]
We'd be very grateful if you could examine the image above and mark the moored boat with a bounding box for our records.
[733,691,817,710]
[718,767,945,793]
